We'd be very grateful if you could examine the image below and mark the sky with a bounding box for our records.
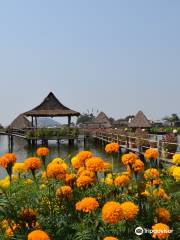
[0,0,180,126]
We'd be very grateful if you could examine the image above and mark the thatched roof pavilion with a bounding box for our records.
[128,111,151,128]
[24,92,80,127]
[93,112,112,128]
[9,114,32,129]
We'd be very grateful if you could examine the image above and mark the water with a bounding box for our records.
[0,136,123,178]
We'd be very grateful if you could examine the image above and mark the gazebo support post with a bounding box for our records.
[35,117,38,129]
[31,116,34,128]
[68,116,71,127]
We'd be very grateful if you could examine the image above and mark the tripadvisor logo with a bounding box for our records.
[135,227,144,236]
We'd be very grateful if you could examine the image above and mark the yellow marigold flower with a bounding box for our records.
[0,179,10,189]
[152,223,170,239]
[56,185,73,198]
[145,148,158,160]
[172,166,180,181]
[153,188,169,200]
[132,159,144,173]
[172,153,180,165]
[121,201,139,221]
[114,175,130,187]
[71,156,83,169]
[76,151,92,163]
[24,157,41,171]
[76,197,99,213]
[105,177,113,185]
[144,168,160,180]
[36,147,49,157]
[76,175,94,188]
[105,143,119,154]
[102,201,123,224]
[141,190,150,197]
[0,175,17,189]
[103,237,118,240]
[51,157,64,164]
[121,153,137,166]
[156,208,171,223]
[85,157,105,172]
[28,230,50,240]
[13,162,26,174]
[0,153,16,169]
[47,163,66,180]
[25,179,33,185]
[107,173,113,178]
[167,165,176,176]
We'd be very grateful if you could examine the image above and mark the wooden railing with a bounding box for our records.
[94,131,180,163]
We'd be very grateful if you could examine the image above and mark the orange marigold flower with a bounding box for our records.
[103,237,118,240]
[56,185,73,198]
[132,159,144,173]
[102,201,123,224]
[36,147,49,157]
[152,179,161,186]
[76,151,92,163]
[121,201,139,221]
[28,230,50,240]
[47,163,66,180]
[65,173,76,185]
[144,168,160,180]
[85,157,105,172]
[114,175,130,187]
[51,158,64,164]
[76,197,99,213]
[76,175,95,188]
[0,153,16,168]
[156,208,171,223]
[121,153,137,166]
[104,162,112,171]
[71,156,83,169]
[105,143,119,154]
[152,223,170,239]
[145,148,158,160]
[24,157,41,171]
[79,169,96,179]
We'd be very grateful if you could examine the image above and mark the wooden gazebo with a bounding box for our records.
[24,92,80,128]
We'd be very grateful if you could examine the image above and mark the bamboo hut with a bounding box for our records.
[84,112,112,129]
[24,92,80,128]
[128,111,151,129]
[8,114,32,130]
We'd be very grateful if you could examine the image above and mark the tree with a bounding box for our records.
[163,113,180,126]
[77,113,95,125]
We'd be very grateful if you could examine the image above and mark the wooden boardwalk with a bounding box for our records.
[93,131,179,164]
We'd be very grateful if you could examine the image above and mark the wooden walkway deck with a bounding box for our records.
[93,131,179,164]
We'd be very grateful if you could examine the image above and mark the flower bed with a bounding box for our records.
[0,147,179,239]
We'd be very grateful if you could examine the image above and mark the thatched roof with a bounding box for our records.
[128,111,151,128]
[93,112,112,128]
[9,114,32,129]
[24,92,80,117]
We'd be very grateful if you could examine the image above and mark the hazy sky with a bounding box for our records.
[0,0,180,125]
